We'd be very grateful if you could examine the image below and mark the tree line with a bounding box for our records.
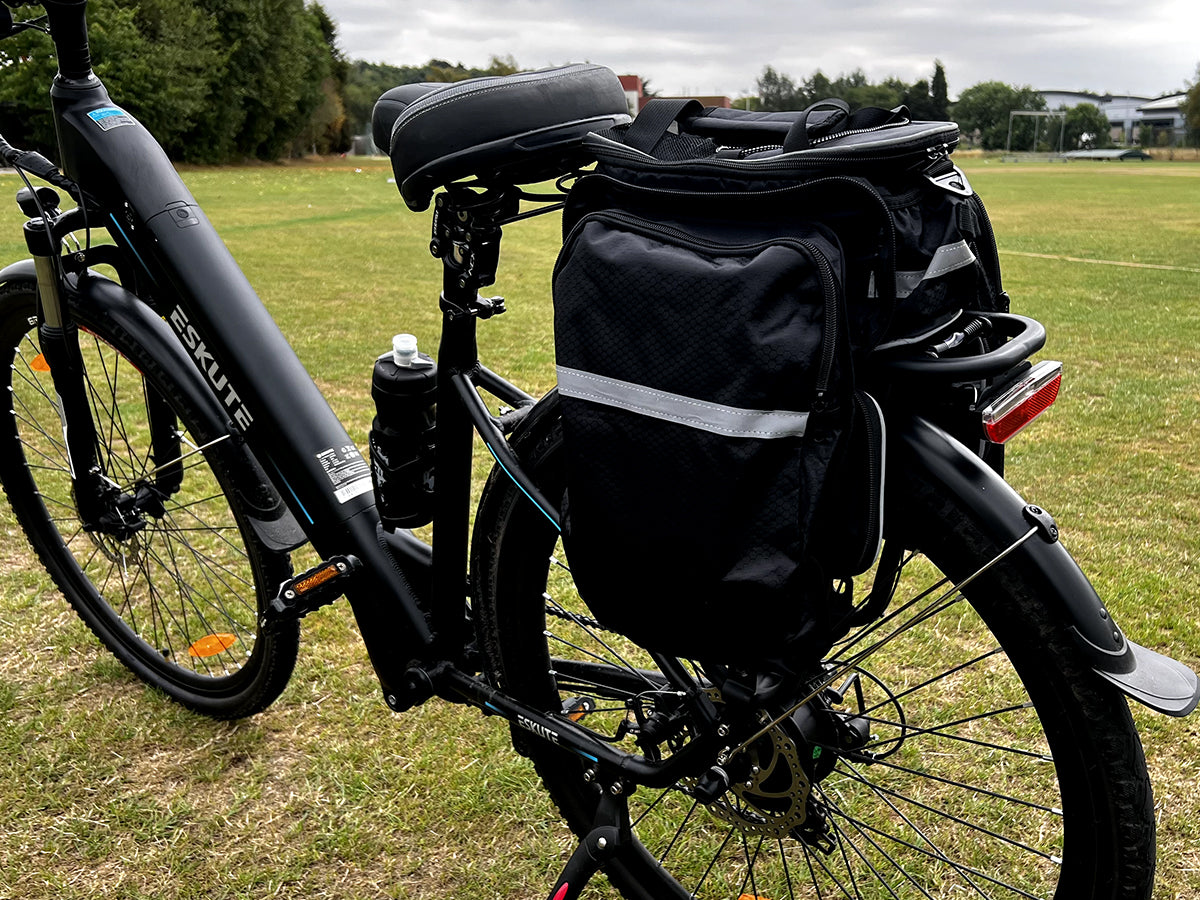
[0,1,535,163]
[755,62,1200,150]
[3,4,1196,162]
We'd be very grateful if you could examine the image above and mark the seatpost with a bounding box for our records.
[429,186,517,661]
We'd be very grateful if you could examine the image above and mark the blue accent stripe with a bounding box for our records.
[107,214,154,277]
[576,750,598,762]
[483,442,561,533]
[267,458,313,524]
[484,702,501,713]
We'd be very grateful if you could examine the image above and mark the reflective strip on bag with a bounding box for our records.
[869,239,978,299]
[557,367,809,440]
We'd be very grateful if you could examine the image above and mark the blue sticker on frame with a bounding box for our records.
[87,107,134,131]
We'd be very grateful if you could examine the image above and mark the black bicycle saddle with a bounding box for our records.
[373,64,630,211]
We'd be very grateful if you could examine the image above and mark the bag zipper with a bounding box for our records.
[851,390,885,571]
[588,126,959,175]
[566,171,900,315]
[557,209,843,408]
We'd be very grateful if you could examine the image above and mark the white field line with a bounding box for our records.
[1000,249,1200,274]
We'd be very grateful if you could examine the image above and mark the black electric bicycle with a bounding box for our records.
[2,3,1197,899]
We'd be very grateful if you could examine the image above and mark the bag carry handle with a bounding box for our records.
[782,100,913,153]
[622,97,705,154]
[781,99,850,152]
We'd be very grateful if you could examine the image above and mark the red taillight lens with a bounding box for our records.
[981,361,1062,444]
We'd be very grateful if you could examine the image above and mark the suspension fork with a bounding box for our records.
[23,215,111,529]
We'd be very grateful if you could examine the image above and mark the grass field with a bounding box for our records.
[0,155,1198,899]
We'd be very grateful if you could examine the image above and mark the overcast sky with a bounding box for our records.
[320,0,1199,100]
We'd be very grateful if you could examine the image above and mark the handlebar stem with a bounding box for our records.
[42,0,93,83]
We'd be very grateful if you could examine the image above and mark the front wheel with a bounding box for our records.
[472,394,1155,900]
[0,279,299,719]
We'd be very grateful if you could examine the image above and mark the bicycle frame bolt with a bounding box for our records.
[583,769,595,783]
[750,766,761,775]
[717,724,730,737]
[744,780,754,788]
[597,837,608,850]
[610,782,624,796]
[386,694,397,707]
[284,589,295,599]
[336,562,347,572]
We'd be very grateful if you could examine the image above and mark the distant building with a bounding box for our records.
[618,76,732,116]
[1036,90,1188,146]
[618,75,647,116]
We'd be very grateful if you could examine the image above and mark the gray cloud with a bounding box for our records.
[324,0,1200,98]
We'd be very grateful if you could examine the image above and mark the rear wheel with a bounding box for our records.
[473,396,1155,900]
[0,280,299,719]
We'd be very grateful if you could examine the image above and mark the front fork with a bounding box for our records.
[23,215,177,535]
[26,217,108,527]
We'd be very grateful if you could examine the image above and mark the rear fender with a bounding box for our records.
[898,415,1198,716]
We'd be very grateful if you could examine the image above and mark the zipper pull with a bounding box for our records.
[924,150,974,197]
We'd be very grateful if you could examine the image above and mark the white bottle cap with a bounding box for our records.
[392,333,418,367]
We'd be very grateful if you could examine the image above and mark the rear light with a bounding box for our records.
[980,360,1062,444]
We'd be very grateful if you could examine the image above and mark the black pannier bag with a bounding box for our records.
[551,98,1004,667]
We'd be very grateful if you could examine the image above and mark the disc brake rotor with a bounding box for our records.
[687,690,812,839]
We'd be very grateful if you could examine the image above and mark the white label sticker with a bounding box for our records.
[316,445,372,504]
[87,107,135,131]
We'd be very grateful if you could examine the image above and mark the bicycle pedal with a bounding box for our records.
[562,696,595,722]
[262,555,360,627]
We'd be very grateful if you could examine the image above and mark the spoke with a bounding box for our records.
[546,631,659,689]
[650,792,698,864]
[738,831,764,900]
[543,591,660,691]
[837,757,995,899]
[829,761,1061,862]
[817,783,936,900]
[834,751,1060,815]
[861,648,1005,717]
[690,825,738,899]
[725,528,1039,764]
[857,705,1054,765]
[823,808,1047,900]
[777,837,798,900]
[546,670,643,702]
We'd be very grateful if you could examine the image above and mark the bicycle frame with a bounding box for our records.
[10,0,1198,824]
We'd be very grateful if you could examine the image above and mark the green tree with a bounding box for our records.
[930,60,949,120]
[1185,63,1200,146]
[756,65,802,111]
[952,81,1046,150]
[1062,103,1112,149]
[0,0,344,163]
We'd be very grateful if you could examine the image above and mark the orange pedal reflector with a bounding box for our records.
[738,895,771,900]
[188,633,238,658]
[31,353,51,372]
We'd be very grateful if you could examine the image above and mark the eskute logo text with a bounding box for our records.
[517,714,560,745]
[168,306,254,431]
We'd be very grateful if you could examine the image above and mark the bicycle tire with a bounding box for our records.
[0,278,299,719]
[472,393,1155,900]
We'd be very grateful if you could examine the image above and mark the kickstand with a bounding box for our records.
[544,787,631,900]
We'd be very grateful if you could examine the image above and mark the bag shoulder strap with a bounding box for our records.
[622,98,704,154]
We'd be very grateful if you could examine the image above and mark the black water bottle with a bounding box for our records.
[369,334,437,530]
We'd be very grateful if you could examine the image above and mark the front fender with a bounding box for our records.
[3,263,306,553]
[0,258,38,285]
[898,415,1198,716]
